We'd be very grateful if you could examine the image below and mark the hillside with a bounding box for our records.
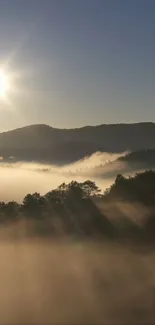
[119,148,155,168]
[0,122,155,164]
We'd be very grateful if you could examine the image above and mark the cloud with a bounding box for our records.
[0,150,143,202]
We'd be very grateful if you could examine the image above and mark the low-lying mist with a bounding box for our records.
[0,151,130,202]
[0,239,155,325]
[0,152,155,325]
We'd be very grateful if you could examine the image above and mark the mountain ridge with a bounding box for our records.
[0,122,155,164]
[1,121,155,134]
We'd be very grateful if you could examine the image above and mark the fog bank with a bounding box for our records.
[0,150,149,203]
[0,151,129,202]
[0,239,154,325]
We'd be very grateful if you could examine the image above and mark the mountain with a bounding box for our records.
[118,148,155,170]
[0,122,155,164]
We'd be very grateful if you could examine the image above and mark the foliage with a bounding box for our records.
[1,171,155,240]
[104,169,155,206]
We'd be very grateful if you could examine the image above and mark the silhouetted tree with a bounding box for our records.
[1,171,155,241]
[0,202,6,222]
[22,192,46,219]
[5,201,19,220]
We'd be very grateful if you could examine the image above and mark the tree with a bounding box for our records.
[22,193,46,218]
[55,180,101,201]
[81,180,101,198]
[0,202,6,221]
[5,201,19,220]
[45,189,64,203]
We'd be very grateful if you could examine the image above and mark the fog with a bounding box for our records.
[0,239,155,325]
[0,151,129,202]
[0,152,154,325]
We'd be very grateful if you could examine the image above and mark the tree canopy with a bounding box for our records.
[1,171,155,241]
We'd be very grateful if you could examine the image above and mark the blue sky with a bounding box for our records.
[0,0,155,130]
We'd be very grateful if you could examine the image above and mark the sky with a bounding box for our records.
[0,0,155,130]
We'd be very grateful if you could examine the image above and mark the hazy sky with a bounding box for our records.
[0,0,155,130]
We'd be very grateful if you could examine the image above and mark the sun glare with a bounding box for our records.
[0,69,10,98]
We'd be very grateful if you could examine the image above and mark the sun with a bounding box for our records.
[0,69,10,98]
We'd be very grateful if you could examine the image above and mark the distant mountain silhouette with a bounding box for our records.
[118,148,155,170]
[0,122,155,164]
